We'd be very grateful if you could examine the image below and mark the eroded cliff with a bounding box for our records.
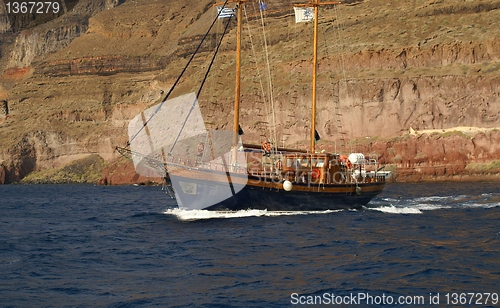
[0,0,499,184]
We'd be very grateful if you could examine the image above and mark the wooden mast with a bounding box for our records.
[294,0,340,153]
[232,0,245,166]
[311,2,319,153]
[215,0,247,166]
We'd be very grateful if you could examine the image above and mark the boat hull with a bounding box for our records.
[208,183,383,211]
[170,171,385,211]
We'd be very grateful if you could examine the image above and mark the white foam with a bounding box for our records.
[462,202,500,209]
[163,208,342,221]
[164,197,499,220]
[369,205,423,214]
[370,199,500,214]
[414,203,453,211]
[414,195,455,202]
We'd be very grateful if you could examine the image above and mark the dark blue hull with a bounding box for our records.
[205,182,383,211]
[170,173,385,211]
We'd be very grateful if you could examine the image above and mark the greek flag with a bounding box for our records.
[217,6,236,19]
[294,7,314,23]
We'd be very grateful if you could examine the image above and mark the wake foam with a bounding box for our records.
[163,192,499,219]
[163,208,342,221]
[462,202,500,209]
[366,192,500,214]
[369,205,422,214]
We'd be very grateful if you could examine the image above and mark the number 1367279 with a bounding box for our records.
[444,293,498,305]
[5,1,61,14]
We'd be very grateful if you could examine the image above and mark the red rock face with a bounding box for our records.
[93,130,499,185]
[1,67,31,79]
[341,130,500,182]
[98,158,162,186]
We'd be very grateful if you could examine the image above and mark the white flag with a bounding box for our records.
[217,6,236,19]
[294,7,314,23]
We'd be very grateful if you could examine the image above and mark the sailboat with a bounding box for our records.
[117,0,390,211]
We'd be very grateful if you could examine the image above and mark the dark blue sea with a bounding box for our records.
[1,182,499,307]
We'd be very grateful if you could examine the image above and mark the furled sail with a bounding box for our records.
[127,92,248,210]
[128,92,205,177]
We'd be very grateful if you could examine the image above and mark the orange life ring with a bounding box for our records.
[197,142,205,153]
[262,141,271,152]
[339,155,352,169]
[311,168,321,179]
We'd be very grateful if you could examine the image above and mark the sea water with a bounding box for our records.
[0,182,499,307]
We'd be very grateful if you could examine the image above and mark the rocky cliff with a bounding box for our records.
[0,0,499,184]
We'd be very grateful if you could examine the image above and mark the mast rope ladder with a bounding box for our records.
[325,4,348,154]
[256,2,278,153]
[243,3,277,151]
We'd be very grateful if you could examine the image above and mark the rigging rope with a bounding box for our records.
[331,5,349,153]
[242,5,270,143]
[289,6,300,148]
[243,3,277,149]
[257,2,278,152]
[167,10,234,156]
[127,0,231,147]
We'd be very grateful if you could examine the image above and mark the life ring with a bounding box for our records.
[339,155,352,169]
[262,141,271,152]
[311,168,321,179]
[275,160,282,169]
[197,142,205,153]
